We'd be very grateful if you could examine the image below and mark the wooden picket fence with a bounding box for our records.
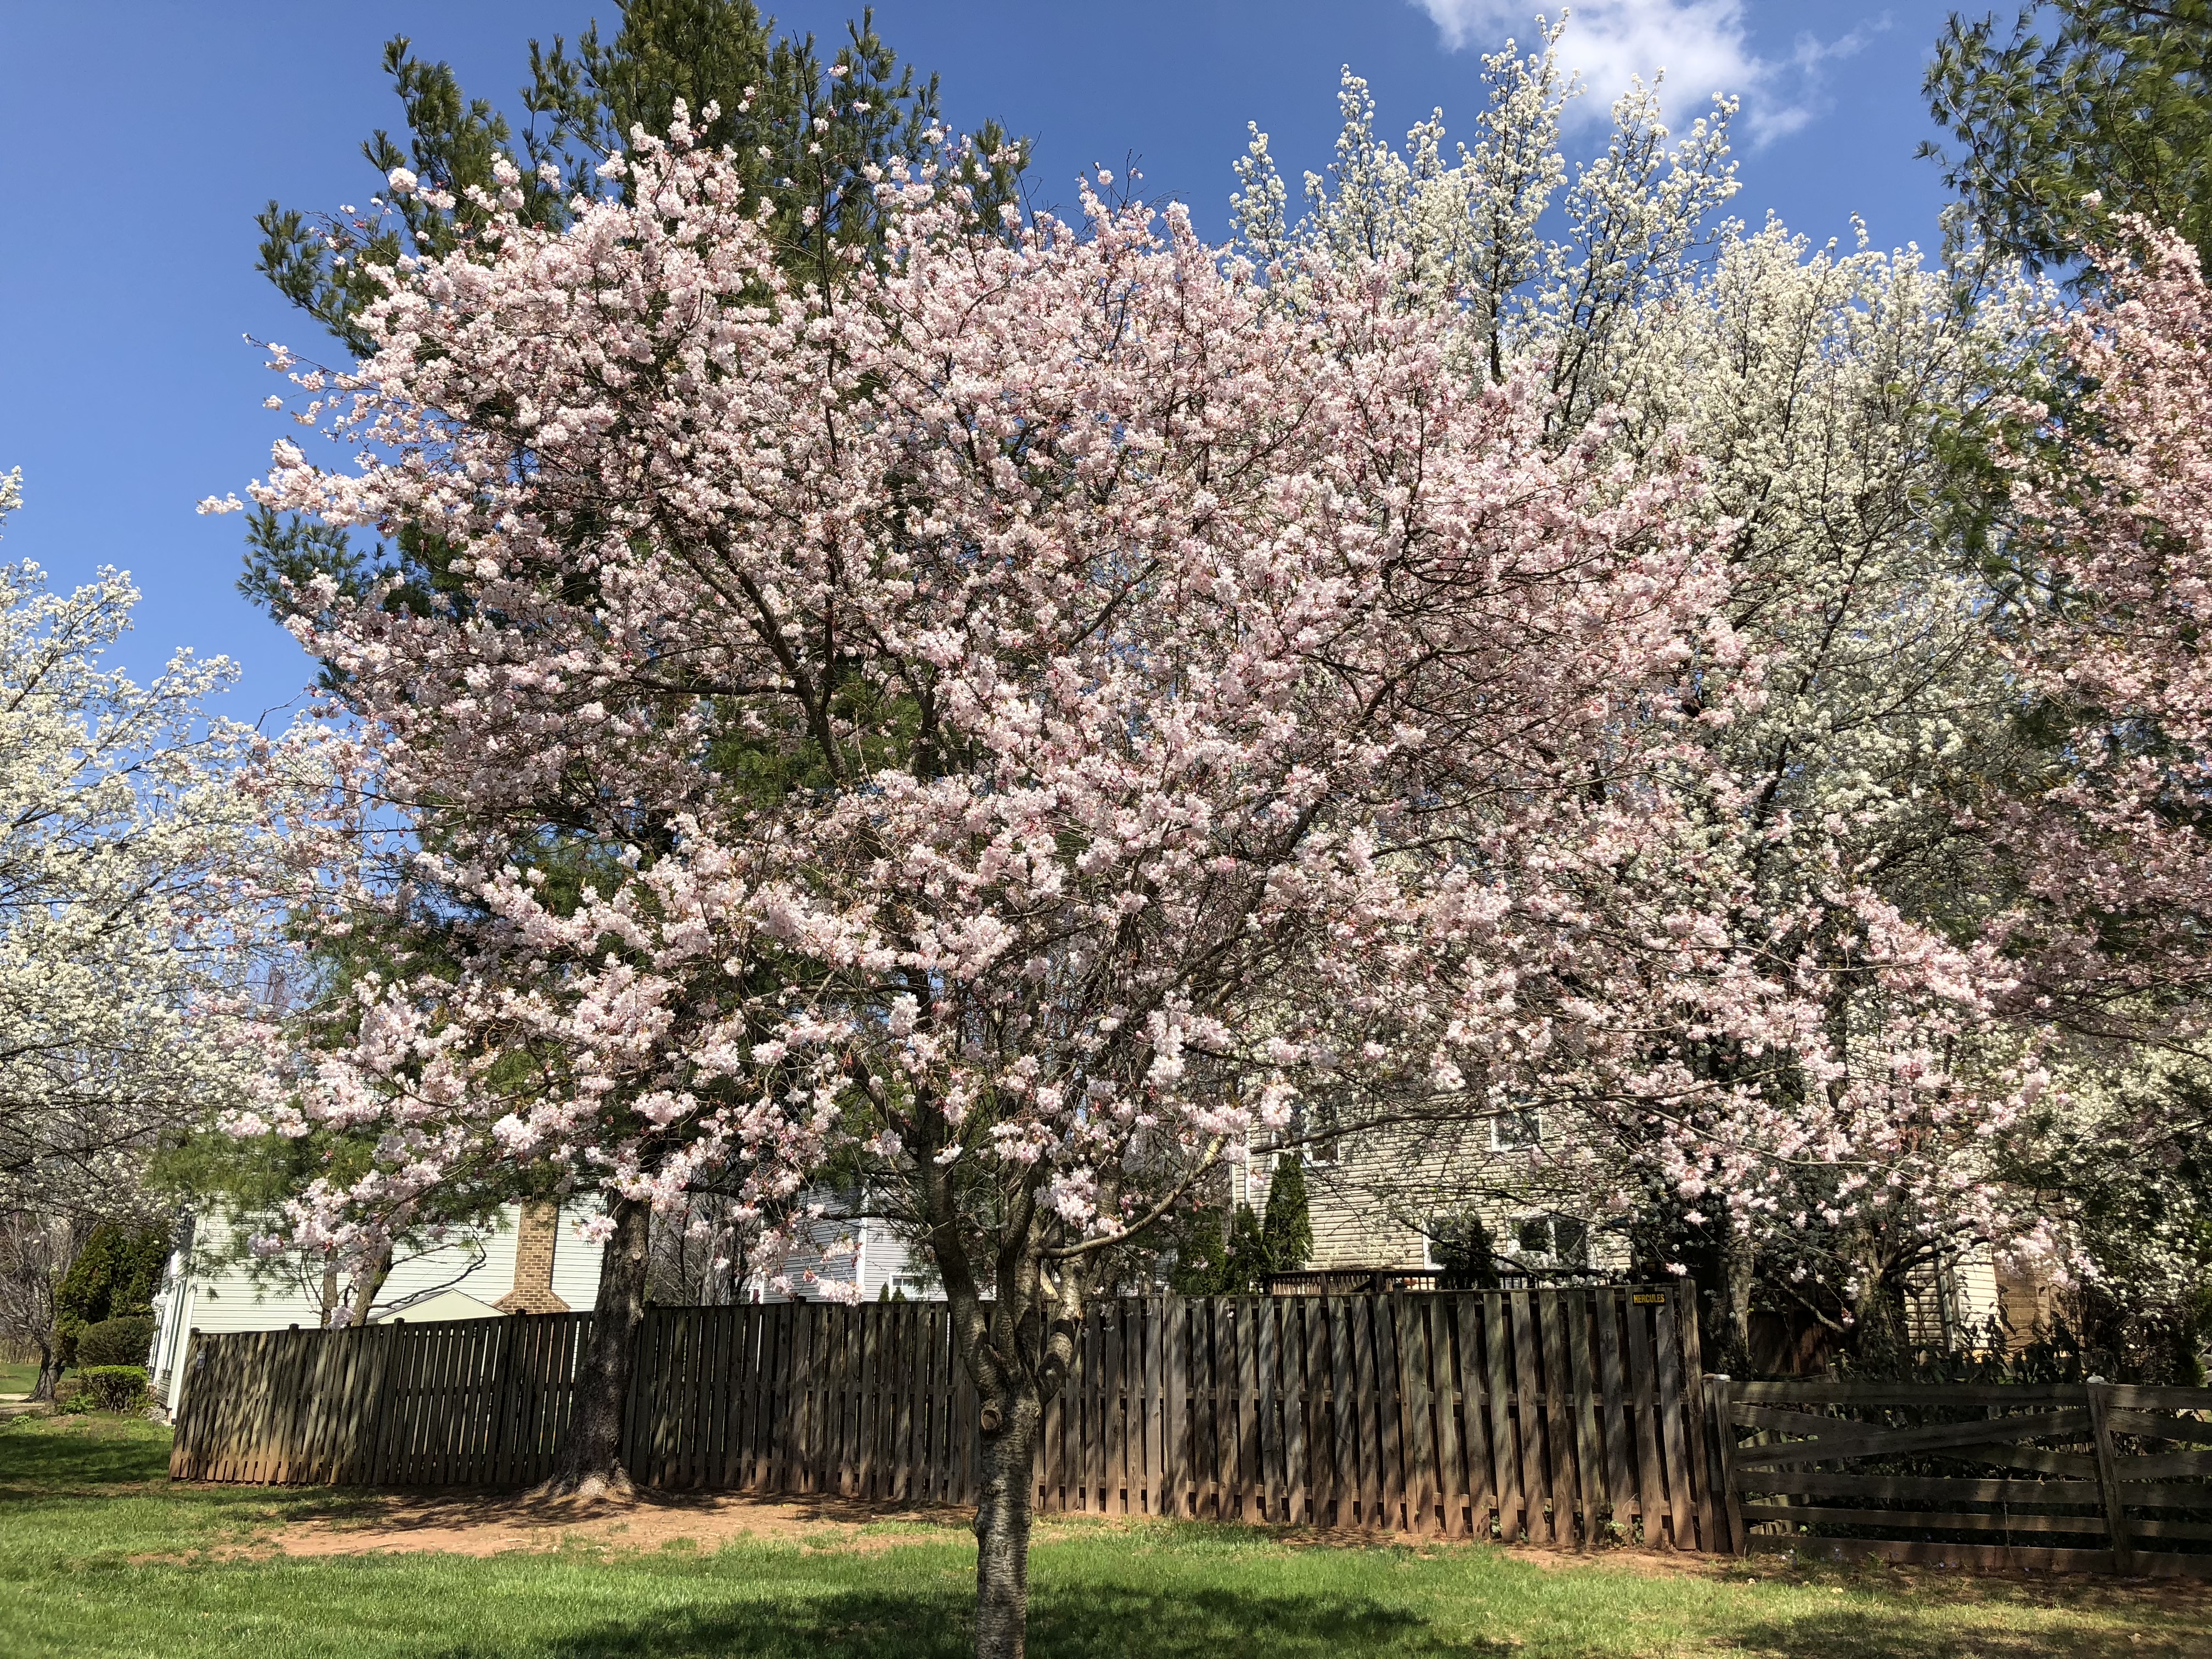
[172,1285,1720,1546]
[168,1311,592,1489]
[1710,1378,2212,1577]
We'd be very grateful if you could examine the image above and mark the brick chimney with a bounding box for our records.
[496,1200,572,1313]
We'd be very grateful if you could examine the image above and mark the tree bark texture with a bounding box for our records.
[1717,1227,1755,1375]
[545,1194,650,1499]
[972,1388,1043,1659]
[346,1239,394,1328]
[919,1166,1081,1659]
[900,1086,1211,1659]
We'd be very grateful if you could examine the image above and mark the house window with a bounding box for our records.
[1554,1217,1589,1266]
[1292,1101,1341,1166]
[1510,1214,1590,1269]
[1491,1105,1542,1151]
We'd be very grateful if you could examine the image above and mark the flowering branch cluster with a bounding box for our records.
[1229,40,2068,1333]
[1996,223,2212,1016]
[225,104,1790,1345]
[0,480,279,1220]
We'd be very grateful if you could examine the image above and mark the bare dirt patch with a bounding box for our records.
[1494,1541,1724,1578]
[262,1489,974,1560]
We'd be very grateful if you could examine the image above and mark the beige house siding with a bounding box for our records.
[1905,1248,2015,1350]
[1283,1119,1630,1277]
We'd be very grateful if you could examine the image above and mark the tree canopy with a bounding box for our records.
[241,0,1024,642]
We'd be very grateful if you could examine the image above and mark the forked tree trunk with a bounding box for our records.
[973,1387,1043,1659]
[30,1340,60,1403]
[541,1194,650,1500]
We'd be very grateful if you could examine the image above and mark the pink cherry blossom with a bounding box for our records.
[230,119,2062,1651]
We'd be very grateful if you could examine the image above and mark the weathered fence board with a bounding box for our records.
[170,1286,1714,1545]
[1713,1377,2212,1576]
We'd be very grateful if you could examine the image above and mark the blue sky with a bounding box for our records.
[0,0,1953,727]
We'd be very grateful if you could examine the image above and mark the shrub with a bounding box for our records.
[1167,1203,1232,1295]
[75,1315,156,1369]
[54,1223,168,1363]
[1432,1212,1502,1291]
[71,1365,149,1413]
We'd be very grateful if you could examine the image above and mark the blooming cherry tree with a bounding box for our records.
[1979,225,2212,1352]
[238,117,1731,1653]
[1998,223,2212,1012]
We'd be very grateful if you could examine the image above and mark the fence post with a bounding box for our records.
[366,1319,401,1485]
[168,1329,202,1479]
[1705,1375,1746,1556]
[486,1317,517,1486]
[1673,1291,1720,1553]
[2085,1381,2136,1574]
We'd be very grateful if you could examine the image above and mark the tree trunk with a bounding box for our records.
[1846,1250,1910,1369]
[540,1194,650,1501]
[30,1339,59,1403]
[972,1386,1043,1659]
[1716,1227,1756,1375]
[346,1239,394,1328]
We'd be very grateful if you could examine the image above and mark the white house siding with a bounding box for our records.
[548,1210,605,1312]
[1906,1248,2008,1350]
[152,1203,606,1410]
[758,1211,940,1302]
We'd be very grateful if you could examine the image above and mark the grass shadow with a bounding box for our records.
[0,1414,172,1488]
[428,1582,1459,1659]
[1726,1606,2204,1659]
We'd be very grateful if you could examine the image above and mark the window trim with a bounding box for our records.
[1507,1210,1590,1270]
[1489,1104,1542,1152]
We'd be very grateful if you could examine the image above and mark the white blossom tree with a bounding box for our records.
[0,472,275,1227]
[1231,33,2066,1364]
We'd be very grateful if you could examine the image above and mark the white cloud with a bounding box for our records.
[1412,2,1885,144]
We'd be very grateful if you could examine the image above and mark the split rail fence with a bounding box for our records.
[1710,1378,2212,1576]
[171,1285,1720,1546]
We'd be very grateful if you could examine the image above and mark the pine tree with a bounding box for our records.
[1924,2,2212,277]
[232,0,1028,1498]
[1260,1155,1312,1273]
[1167,1204,1231,1295]
[1431,1212,1502,1291]
[1223,1205,1271,1294]
[244,0,1024,628]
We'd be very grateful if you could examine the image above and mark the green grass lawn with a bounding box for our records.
[0,1359,41,1397]
[2,1415,2205,1659]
